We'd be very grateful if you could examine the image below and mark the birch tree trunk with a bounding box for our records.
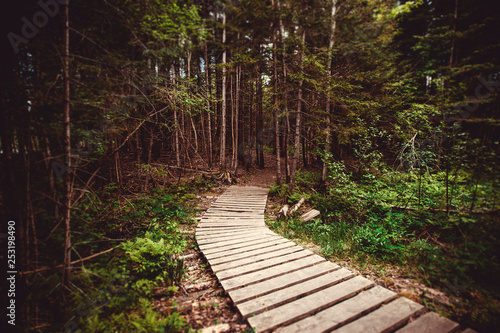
[322,0,338,181]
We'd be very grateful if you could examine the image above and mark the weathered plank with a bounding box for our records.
[396,312,460,333]
[210,245,304,272]
[197,220,266,227]
[247,276,375,332]
[300,209,321,222]
[196,229,275,244]
[208,241,299,266]
[220,255,326,292]
[200,236,283,255]
[204,238,293,260]
[276,286,396,333]
[207,207,265,213]
[215,250,314,280]
[332,297,425,333]
[195,226,267,236]
[228,261,340,303]
[238,268,356,318]
[199,234,281,251]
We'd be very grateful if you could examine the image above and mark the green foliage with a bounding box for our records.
[273,161,499,330]
[122,232,185,284]
[51,181,203,332]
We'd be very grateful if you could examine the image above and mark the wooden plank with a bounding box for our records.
[211,202,266,207]
[300,209,321,222]
[220,255,326,292]
[396,312,460,333]
[198,220,265,225]
[238,268,356,318]
[332,297,425,333]
[196,230,271,242]
[199,234,280,251]
[203,212,264,217]
[199,218,265,223]
[198,221,266,228]
[229,261,340,303]
[216,196,267,200]
[208,208,265,212]
[202,215,264,219]
[208,207,265,212]
[276,286,396,333]
[210,245,304,272]
[216,198,266,201]
[209,242,301,266]
[215,250,314,280]
[247,275,375,332]
[195,226,267,236]
[204,238,293,260]
[202,235,285,256]
[196,229,274,244]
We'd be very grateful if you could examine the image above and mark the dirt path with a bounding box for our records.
[238,152,280,188]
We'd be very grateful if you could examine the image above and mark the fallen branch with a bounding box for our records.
[290,197,305,214]
[20,245,121,276]
[278,204,289,218]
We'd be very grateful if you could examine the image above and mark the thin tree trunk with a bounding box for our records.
[322,0,337,181]
[114,136,122,188]
[257,72,264,168]
[233,65,240,173]
[231,73,236,169]
[279,10,291,184]
[172,66,181,167]
[220,9,227,168]
[273,0,281,184]
[290,29,306,189]
[62,1,72,287]
[449,0,458,67]
[204,44,213,168]
[144,127,154,190]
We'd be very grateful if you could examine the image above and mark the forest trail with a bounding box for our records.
[196,186,464,332]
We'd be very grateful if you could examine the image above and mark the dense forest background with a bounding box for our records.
[1,0,499,331]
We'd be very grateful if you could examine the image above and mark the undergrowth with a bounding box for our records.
[268,167,500,331]
[30,176,214,332]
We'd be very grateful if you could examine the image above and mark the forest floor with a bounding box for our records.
[164,153,459,332]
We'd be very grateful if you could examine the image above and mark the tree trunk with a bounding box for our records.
[322,0,337,181]
[449,0,458,67]
[257,72,264,168]
[273,0,281,184]
[232,65,240,172]
[172,66,181,167]
[290,29,306,189]
[62,1,72,287]
[204,43,213,168]
[279,10,290,184]
[220,9,227,168]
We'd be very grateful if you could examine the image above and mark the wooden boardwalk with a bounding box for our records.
[196,186,465,333]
